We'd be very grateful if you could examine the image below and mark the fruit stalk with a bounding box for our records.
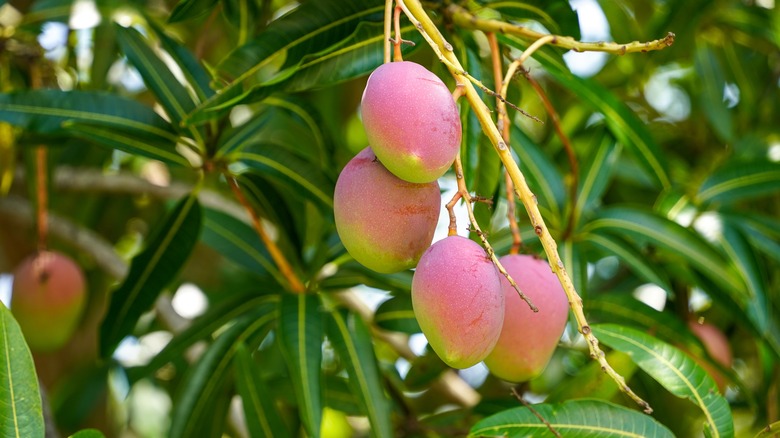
[398,0,652,413]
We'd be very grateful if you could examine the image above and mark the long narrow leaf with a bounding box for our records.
[0,303,43,438]
[593,324,734,438]
[583,231,671,291]
[234,343,290,438]
[327,309,393,438]
[277,293,324,438]
[697,161,780,205]
[572,133,621,228]
[469,399,674,437]
[100,195,202,357]
[64,122,190,166]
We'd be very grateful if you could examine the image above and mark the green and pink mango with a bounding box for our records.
[484,254,569,382]
[11,250,87,352]
[412,236,503,368]
[361,61,461,183]
[334,147,440,273]
[688,321,732,391]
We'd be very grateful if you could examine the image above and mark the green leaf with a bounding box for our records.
[572,133,621,229]
[234,343,291,438]
[546,351,637,403]
[169,309,275,438]
[583,232,671,292]
[201,208,285,285]
[0,303,43,438]
[168,0,219,23]
[469,399,674,437]
[127,295,278,382]
[593,324,734,438]
[326,309,392,438]
[694,43,734,143]
[560,240,588,298]
[584,207,742,294]
[697,160,780,205]
[277,293,324,438]
[190,0,385,118]
[374,295,420,334]
[487,0,581,39]
[324,376,362,415]
[68,430,106,438]
[510,125,565,222]
[100,195,202,357]
[115,25,198,130]
[235,146,334,209]
[404,348,447,392]
[0,90,180,162]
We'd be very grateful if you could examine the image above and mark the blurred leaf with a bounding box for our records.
[697,161,780,205]
[593,324,734,438]
[326,309,392,438]
[547,351,637,402]
[404,348,447,392]
[169,309,275,438]
[169,0,219,22]
[69,430,107,438]
[222,0,262,45]
[191,0,384,118]
[237,173,303,252]
[234,343,291,438]
[0,122,14,195]
[510,125,565,221]
[469,399,674,437]
[0,303,43,438]
[583,231,671,292]
[585,207,742,294]
[128,295,278,382]
[572,133,621,228]
[100,195,202,357]
[115,25,198,131]
[723,212,780,265]
[319,263,413,294]
[694,43,734,143]
[147,19,216,102]
[324,376,362,416]
[374,295,419,334]
[235,146,334,209]
[560,240,587,298]
[278,293,324,438]
[486,0,581,39]
[201,208,285,285]
[0,90,181,164]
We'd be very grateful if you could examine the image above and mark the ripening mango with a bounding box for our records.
[361,61,461,184]
[688,321,733,392]
[412,236,504,368]
[334,147,440,273]
[484,254,569,382]
[11,250,87,352]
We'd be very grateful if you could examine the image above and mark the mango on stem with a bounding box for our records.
[411,236,503,369]
[484,254,569,382]
[11,250,87,352]
[334,147,440,273]
[361,61,461,184]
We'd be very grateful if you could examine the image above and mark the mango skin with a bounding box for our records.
[361,61,461,183]
[11,251,87,352]
[484,254,569,382]
[412,236,503,369]
[334,147,440,273]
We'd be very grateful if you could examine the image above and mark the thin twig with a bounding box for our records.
[448,3,675,55]
[225,174,306,293]
[511,387,561,438]
[401,0,652,413]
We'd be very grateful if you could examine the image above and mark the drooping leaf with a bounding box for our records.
[100,195,202,357]
[694,43,734,143]
[546,351,637,403]
[169,309,275,438]
[235,146,334,209]
[277,293,324,438]
[583,231,671,292]
[593,324,734,438]
[697,160,780,205]
[404,348,448,392]
[374,295,419,334]
[572,133,621,228]
[68,429,107,438]
[0,303,44,438]
[0,90,181,164]
[127,295,278,382]
[115,25,198,131]
[234,343,291,438]
[510,125,565,222]
[324,376,362,416]
[326,309,392,438]
[469,399,674,437]
[168,0,219,23]
[201,207,285,285]
[485,0,581,39]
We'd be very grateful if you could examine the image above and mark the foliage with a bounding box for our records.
[0,0,778,436]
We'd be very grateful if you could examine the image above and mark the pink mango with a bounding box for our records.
[361,61,461,183]
[11,251,87,352]
[412,236,503,368]
[484,254,569,382]
[334,147,440,273]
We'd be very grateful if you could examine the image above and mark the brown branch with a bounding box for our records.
[511,387,561,438]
